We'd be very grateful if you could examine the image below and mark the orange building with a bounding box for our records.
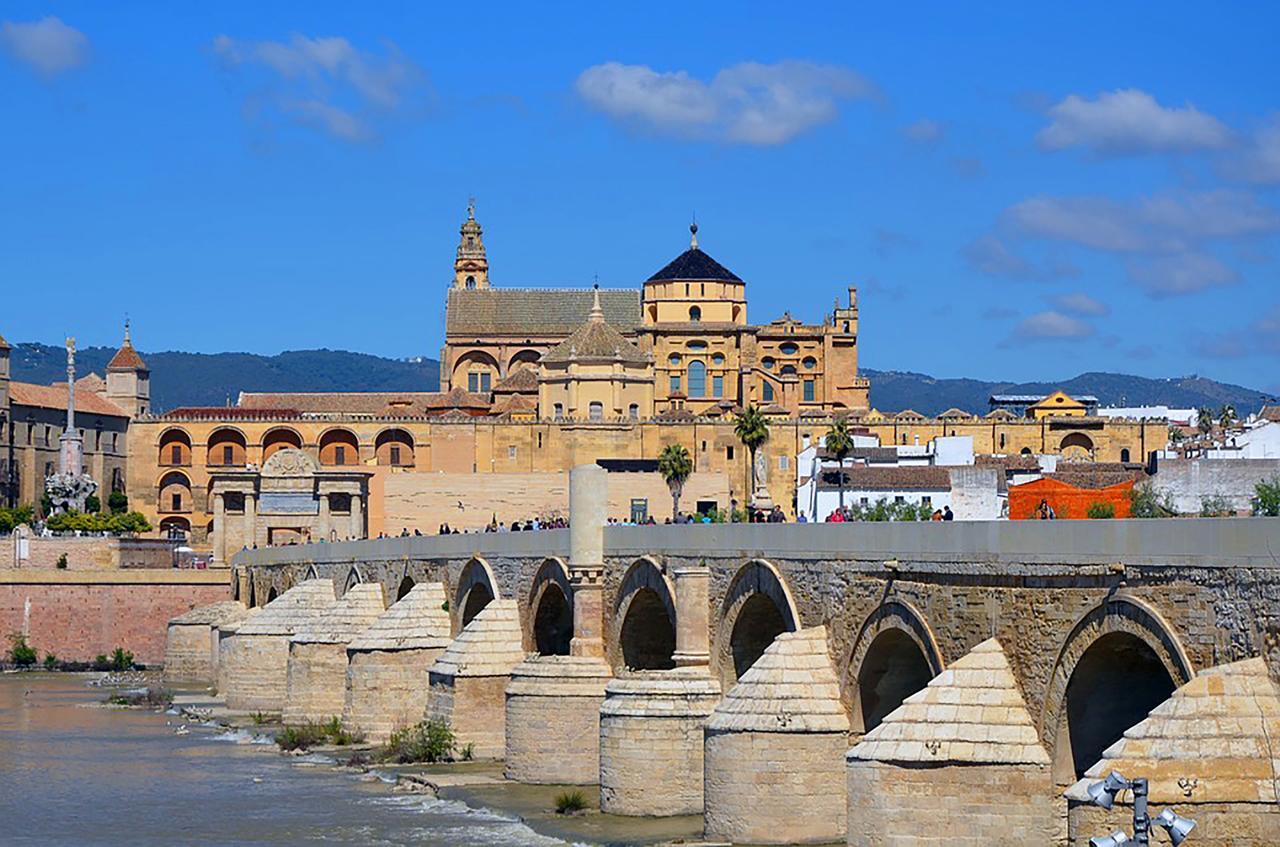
[1009,475,1135,520]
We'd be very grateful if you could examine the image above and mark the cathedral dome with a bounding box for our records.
[646,224,743,283]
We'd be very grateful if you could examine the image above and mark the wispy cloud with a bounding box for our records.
[961,234,1077,281]
[212,33,430,143]
[902,119,944,145]
[1052,292,1109,316]
[574,60,877,145]
[0,16,89,77]
[1195,306,1280,359]
[1004,310,1095,345]
[1126,252,1238,298]
[1037,89,1232,155]
[1222,118,1280,185]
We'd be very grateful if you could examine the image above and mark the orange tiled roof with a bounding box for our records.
[492,367,539,393]
[107,342,147,371]
[9,381,128,418]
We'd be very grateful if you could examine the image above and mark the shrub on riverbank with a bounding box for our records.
[9,635,37,667]
[383,719,455,763]
[276,717,364,751]
[106,687,174,708]
[554,790,587,814]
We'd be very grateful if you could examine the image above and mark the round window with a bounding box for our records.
[802,356,817,369]
[762,357,775,370]
[779,342,799,355]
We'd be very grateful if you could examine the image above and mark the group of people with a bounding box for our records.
[479,515,571,533]
[1032,499,1058,520]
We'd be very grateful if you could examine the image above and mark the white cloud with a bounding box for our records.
[1053,292,1109,316]
[574,60,876,145]
[1223,119,1280,185]
[961,234,1077,281]
[1037,89,1232,155]
[1007,310,1095,344]
[902,119,944,145]
[1006,190,1280,255]
[212,33,428,142]
[0,16,89,77]
[1126,252,1238,298]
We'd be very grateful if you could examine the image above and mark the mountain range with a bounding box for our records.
[7,342,1274,417]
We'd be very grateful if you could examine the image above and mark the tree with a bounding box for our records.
[1254,476,1280,517]
[1196,406,1215,435]
[733,406,770,498]
[823,418,855,509]
[1168,426,1185,445]
[1218,404,1237,431]
[107,491,128,514]
[657,444,693,521]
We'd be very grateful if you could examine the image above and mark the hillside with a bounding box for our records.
[8,342,1272,417]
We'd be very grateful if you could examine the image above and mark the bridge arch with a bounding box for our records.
[455,557,498,631]
[304,564,319,580]
[714,559,801,687]
[343,566,363,594]
[395,574,416,601]
[1041,595,1193,783]
[614,556,677,671]
[528,558,573,656]
[844,599,945,735]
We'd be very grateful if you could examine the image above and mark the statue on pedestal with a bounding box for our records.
[44,337,97,514]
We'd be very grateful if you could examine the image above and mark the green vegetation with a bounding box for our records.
[55,553,68,570]
[110,648,135,671]
[460,742,475,761]
[1200,495,1233,518]
[1129,482,1175,518]
[823,418,856,508]
[554,789,588,814]
[43,654,58,670]
[1197,406,1215,435]
[1086,501,1116,520]
[9,634,37,667]
[0,505,35,533]
[106,687,173,708]
[734,405,770,495]
[84,495,101,514]
[1219,404,1237,431]
[107,491,129,514]
[1254,477,1280,517]
[384,719,455,763]
[276,717,364,751]
[45,510,151,535]
[657,443,693,521]
[250,711,272,725]
[844,498,934,522]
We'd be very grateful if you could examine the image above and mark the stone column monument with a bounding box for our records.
[44,337,97,513]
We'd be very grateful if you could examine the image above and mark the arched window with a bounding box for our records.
[208,428,247,467]
[465,275,476,289]
[589,402,604,421]
[1120,448,1131,463]
[553,403,564,420]
[688,360,707,397]
[159,429,192,467]
[689,305,702,322]
[781,365,797,376]
[668,353,682,366]
[762,381,774,402]
[802,356,817,370]
[628,403,639,420]
[712,353,725,366]
[319,429,359,466]
[375,429,415,466]
[762,357,775,370]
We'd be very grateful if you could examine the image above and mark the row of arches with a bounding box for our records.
[261,557,1190,784]
[157,427,416,468]
[451,349,543,392]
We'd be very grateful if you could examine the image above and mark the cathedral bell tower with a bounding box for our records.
[452,198,490,290]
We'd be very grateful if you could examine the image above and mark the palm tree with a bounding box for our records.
[657,444,693,522]
[1219,404,1237,431]
[1196,406,1215,436]
[734,405,770,498]
[824,417,855,509]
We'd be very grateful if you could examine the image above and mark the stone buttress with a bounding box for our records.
[164,600,248,685]
[424,599,526,759]
[599,565,720,815]
[283,583,386,724]
[846,637,1056,846]
[703,625,850,845]
[220,579,337,713]
[215,611,257,696]
[343,582,452,744]
[505,464,613,785]
[1065,656,1280,847]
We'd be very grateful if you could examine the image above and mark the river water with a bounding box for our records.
[0,675,580,847]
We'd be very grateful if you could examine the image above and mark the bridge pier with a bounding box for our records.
[283,583,385,724]
[505,464,613,784]
[164,600,249,686]
[600,563,721,816]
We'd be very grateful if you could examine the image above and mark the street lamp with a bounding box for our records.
[1086,770,1196,846]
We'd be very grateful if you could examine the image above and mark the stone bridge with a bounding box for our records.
[226,465,1280,845]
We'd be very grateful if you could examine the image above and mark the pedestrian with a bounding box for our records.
[942,506,954,521]
[797,511,808,523]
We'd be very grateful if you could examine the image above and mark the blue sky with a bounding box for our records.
[2,3,1279,390]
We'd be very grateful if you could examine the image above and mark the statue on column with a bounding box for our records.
[44,337,97,514]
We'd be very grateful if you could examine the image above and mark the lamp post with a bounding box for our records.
[1086,771,1196,846]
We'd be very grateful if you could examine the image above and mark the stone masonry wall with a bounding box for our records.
[1,535,176,570]
[344,648,444,744]
[283,641,350,724]
[848,761,1060,847]
[164,623,213,683]
[0,573,227,664]
[221,633,291,712]
[425,674,509,760]
[1071,801,1280,847]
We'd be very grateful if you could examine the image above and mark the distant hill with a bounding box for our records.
[8,342,1272,417]
[9,344,441,412]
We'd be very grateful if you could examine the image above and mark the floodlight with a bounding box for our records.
[1089,831,1130,847]
[1153,809,1196,845]
[1087,771,1131,810]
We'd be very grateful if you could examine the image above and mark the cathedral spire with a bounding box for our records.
[453,199,490,290]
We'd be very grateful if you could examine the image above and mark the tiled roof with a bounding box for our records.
[445,288,641,335]
[654,407,698,423]
[9,381,128,418]
[832,466,953,491]
[75,373,107,393]
[541,317,649,365]
[849,638,1050,765]
[491,393,538,417]
[492,367,539,393]
[1259,405,1280,422]
[937,407,976,420]
[422,386,491,410]
[238,391,472,416]
[894,409,926,420]
[107,342,147,371]
[976,454,1041,472]
[1065,657,1280,805]
[705,626,849,733]
[984,409,1018,420]
[646,247,743,283]
[162,407,301,420]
